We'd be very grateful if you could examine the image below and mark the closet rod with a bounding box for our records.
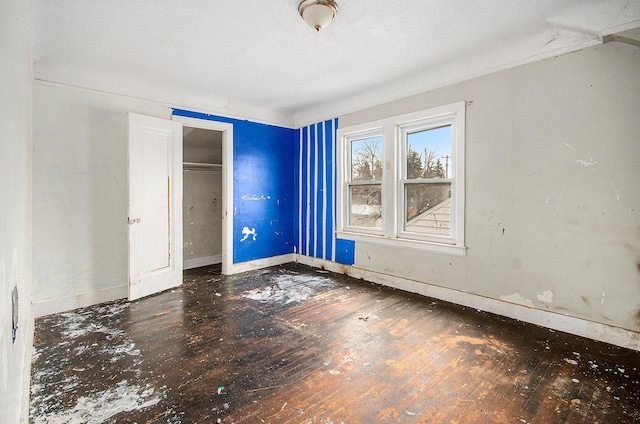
[182,162,222,170]
[183,168,222,172]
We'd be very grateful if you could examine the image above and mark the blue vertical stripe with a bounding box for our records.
[321,121,327,260]
[305,126,311,256]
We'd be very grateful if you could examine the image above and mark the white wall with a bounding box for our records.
[32,83,172,316]
[339,42,640,338]
[0,0,33,422]
[183,168,223,268]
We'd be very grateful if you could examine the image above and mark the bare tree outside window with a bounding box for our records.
[406,147,446,180]
[349,137,383,228]
[352,137,382,181]
[405,127,451,233]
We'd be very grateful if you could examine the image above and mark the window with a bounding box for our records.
[337,102,466,256]
[346,132,383,232]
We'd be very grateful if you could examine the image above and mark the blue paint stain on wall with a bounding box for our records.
[172,109,296,264]
[335,239,355,265]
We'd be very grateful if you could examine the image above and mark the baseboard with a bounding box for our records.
[296,254,640,352]
[32,285,128,318]
[183,254,222,270]
[31,252,291,316]
[19,316,35,424]
[230,253,297,275]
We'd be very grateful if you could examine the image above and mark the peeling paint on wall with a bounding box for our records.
[242,194,271,201]
[536,290,554,304]
[500,293,534,308]
[576,158,597,167]
[240,227,257,242]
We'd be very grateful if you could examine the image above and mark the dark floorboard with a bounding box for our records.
[30,263,640,423]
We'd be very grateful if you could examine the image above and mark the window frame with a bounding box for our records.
[336,101,466,256]
[342,128,384,236]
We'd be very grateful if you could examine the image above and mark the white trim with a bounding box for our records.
[183,254,222,270]
[396,105,465,245]
[336,230,467,257]
[32,285,128,317]
[547,18,640,38]
[331,119,337,262]
[294,255,640,352]
[172,115,234,275]
[34,79,295,129]
[229,253,297,275]
[384,123,397,239]
[19,316,35,424]
[339,128,385,235]
[336,102,466,253]
[598,20,640,37]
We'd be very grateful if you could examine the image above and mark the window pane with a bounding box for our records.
[349,184,382,228]
[351,136,383,181]
[406,126,451,179]
[405,182,451,236]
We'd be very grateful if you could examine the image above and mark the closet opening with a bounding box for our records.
[182,126,223,271]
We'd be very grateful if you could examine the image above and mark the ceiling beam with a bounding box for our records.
[603,34,640,48]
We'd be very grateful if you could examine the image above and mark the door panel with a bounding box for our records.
[128,113,183,300]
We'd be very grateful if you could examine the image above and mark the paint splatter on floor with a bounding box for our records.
[242,269,334,304]
[30,302,162,423]
[29,263,640,423]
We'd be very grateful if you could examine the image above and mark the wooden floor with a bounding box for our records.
[30,263,640,423]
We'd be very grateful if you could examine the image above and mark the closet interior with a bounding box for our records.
[182,127,223,270]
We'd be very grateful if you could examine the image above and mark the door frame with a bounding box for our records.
[173,115,233,275]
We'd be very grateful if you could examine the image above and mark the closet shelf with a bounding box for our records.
[183,162,222,170]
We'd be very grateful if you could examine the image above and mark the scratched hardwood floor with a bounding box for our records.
[30,263,639,423]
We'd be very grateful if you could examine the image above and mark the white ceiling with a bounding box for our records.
[25,0,640,127]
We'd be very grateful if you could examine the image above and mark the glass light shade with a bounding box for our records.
[299,0,338,31]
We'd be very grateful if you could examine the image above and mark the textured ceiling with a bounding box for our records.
[26,0,640,127]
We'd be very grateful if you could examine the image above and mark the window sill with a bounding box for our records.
[336,231,467,257]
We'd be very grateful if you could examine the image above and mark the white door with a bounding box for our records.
[128,113,183,301]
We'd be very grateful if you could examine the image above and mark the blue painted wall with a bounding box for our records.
[172,110,354,266]
[173,109,297,264]
[296,119,355,265]
[335,239,356,266]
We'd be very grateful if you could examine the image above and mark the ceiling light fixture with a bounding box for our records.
[298,0,338,32]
